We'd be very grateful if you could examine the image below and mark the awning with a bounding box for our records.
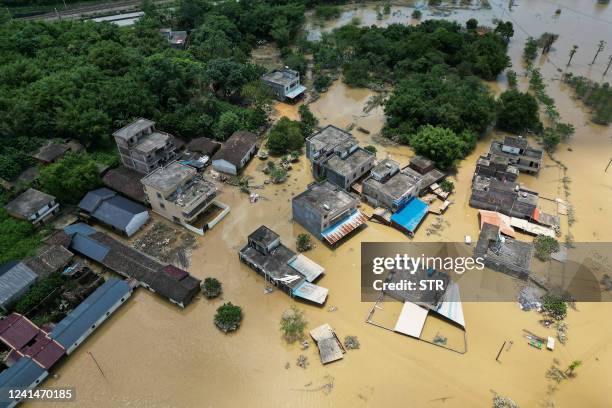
[393,302,428,338]
[390,197,428,234]
[292,282,328,305]
[510,217,556,237]
[288,254,325,282]
[286,85,306,99]
[321,210,368,245]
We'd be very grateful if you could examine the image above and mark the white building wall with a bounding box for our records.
[212,159,238,175]
[125,211,149,237]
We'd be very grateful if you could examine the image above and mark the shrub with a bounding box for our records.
[14,272,65,315]
[440,179,454,193]
[534,235,559,261]
[409,125,471,170]
[364,145,377,154]
[296,233,313,252]
[266,117,304,155]
[280,306,307,343]
[466,18,478,30]
[214,302,243,333]
[411,9,422,19]
[38,153,102,204]
[541,294,567,320]
[314,74,332,92]
[202,277,222,299]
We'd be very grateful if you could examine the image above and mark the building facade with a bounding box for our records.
[362,159,421,211]
[113,118,178,174]
[211,131,258,175]
[261,68,306,101]
[4,188,59,226]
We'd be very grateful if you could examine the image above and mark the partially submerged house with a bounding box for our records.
[474,154,519,182]
[102,166,147,204]
[310,324,345,364]
[23,245,74,278]
[362,159,421,211]
[292,181,368,245]
[474,223,534,279]
[261,67,306,101]
[470,176,539,220]
[211,131,258,175]
[4,188,59,226]
[0,356,48,408]
[489,136,543,175]
[113,118,179,174]
[305,125,375,190]
[239,226,328,305]
[141,162,228,234]
[62,224,200,307]
[49,278,133,355]
[403,156,446,196]
[78,188,149,237]
[0,262,38,312]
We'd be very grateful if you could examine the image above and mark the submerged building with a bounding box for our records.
[239,226,328,305]
[474,223,534,279]
[474,154,519,182]
[489,136,543,175]
[305,125,375,190]
[470,176,539,220]
[261,68,306,101]
[292,181,368,245]
[4,188,59,226]
[362,159,421,211]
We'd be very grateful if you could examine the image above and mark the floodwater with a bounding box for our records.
[31,1,612,407]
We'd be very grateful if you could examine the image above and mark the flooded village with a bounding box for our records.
[0,0,610,407]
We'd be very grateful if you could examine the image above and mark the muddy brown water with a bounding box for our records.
[32,1,612,407]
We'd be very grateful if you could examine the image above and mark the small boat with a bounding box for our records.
[528,339,543,349]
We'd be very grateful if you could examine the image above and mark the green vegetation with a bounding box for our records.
[496,90,542,134]
[38,153,102,204]
[280,305,307,343]
[440,179,454,193]
[523,36,538,65]
[364,145,377,154]
[0,137,42,181]
[298,105,318,138]
[466,18,478,30]
[534,235,560,261]
[0,198,46,265]
[506,69,517,89]
[14,272,64,315]
[202,277,222,299]
[541,294,567,320]
[266,117,304,155]
[315,4,341,20]
[563,74,612,125]
[409,125,476,170]
[214,302,243,333]
[313,74,332,92]
[296,233,313,252]
[384,70,496,139]
[264,161,288,184]
[565,360,582,377]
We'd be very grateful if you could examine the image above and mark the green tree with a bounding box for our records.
[266,117,304,155]
[541,294,567,320]
[466,18,478,30]
[215,111,241,140]
[38,153,102,204]
[298,105,317,138]
[296,233,313,252]
[364,145,377,154]
[214,302,243,333]
[534,235,560,261]
[409,126,467,170]
[411,9,422,19]
[496,90,542,133]
[494,21,514,42]
[202,277,222,299]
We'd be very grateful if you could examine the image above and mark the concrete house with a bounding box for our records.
[362,159,422,211]
[305,125,375,190]
[261,68,306,101]
[292,181,368,245]
[239,226,328,305]
[0,262,38,312]
[113,118,179,174]
[212,131,258,175]
[4,188,59,226]
[470,176,539,220]
[78,188,149,237]
[489,136,543,174]
[160,28,188,49]
[141,162,227,234]
[474,154,519,182]
[474,223,534,279]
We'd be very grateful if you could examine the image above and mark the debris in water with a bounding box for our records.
[301,340,310,350]
[296,354,309,369]
[344,335,360,350]
[433,333,447,345]
[601,274,612,291]
[328,305,338,312]
[284,362,290,369]
[492,393,520,408]
[556,321,568,344]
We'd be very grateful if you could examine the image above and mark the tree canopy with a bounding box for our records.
[496,90,542,134]
[409,125,475,170]
[266,117,304,155]
[38,152,102,204]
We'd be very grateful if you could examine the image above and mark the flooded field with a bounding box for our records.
[31,1,612,407]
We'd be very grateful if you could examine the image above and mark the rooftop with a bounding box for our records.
[307,125,356,155]
[212,131,258,167]
[0,262,38,307]
[491,139,543,160]
[78,188,148,231]
[102,166,146,203]
[141,162,196,193]
[293,181,357,215]
[167,175,216,208]
[133,131,172,154]
[323,148,373,177]
[186,137,221,156]
[503,135,528,149]
[370,159,400,181]
[474,223,534,278]
[262,68,300,87]
[248,225,280,248]
[24,245,74,277]
[31,142,69,163]
[113,118,155,140]
[5,188,55,218]
[409,155,435,173]
[365,171,421,201]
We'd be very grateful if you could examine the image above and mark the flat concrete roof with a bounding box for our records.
[293,181,356,215]
[141,162,195,193]
[262,69,299,87]
[113,118,155,140]
[324,148,373,177]
[308,125,355,154]
[365,171,420,201]
[134,131,171,154]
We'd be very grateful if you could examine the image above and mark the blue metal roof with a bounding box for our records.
[78,188,116,213]
[64,223,96,236]
[49,279,131,350]
[390,197,428,233]
[78,190,148,233]
[0,357,48,407]
[70,233,110,263]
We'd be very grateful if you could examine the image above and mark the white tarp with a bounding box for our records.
[393,302,428,338]
[288,254,325,282]
[510,217,556,238]
[292,282,329,305]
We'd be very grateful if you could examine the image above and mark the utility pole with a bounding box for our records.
[508,0,513,11]
[605,54,612,76]
[567,45,578,67]
[591,40,606,65]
